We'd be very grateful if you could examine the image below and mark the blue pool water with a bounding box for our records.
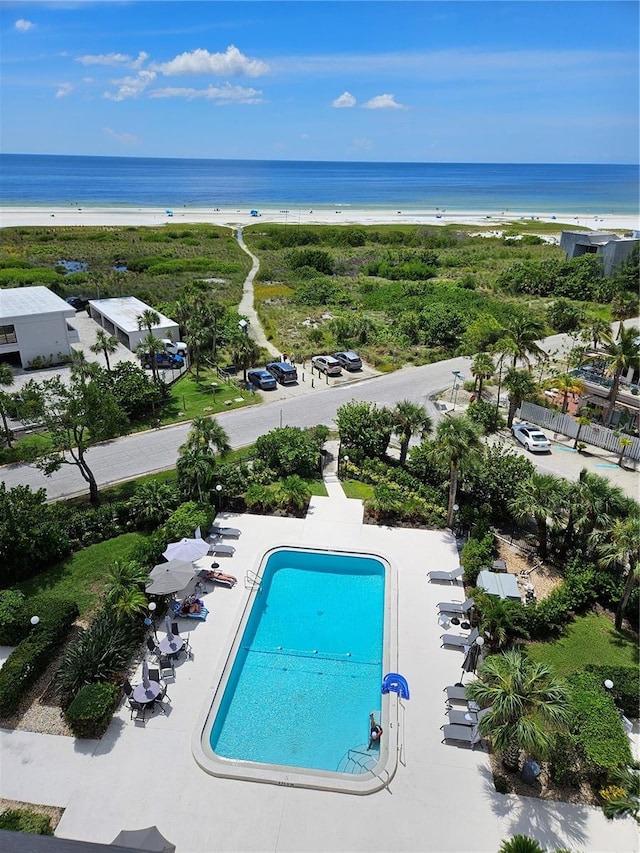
[208,548,385,773]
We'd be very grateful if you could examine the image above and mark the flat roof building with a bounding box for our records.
[0,286,79,368]
[560,230,639,276]
[88,297,180,352]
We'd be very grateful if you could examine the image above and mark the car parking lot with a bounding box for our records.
[245,357,380,401]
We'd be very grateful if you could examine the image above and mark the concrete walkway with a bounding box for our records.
[236,226,280,358]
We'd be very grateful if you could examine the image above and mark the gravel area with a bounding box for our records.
[0,799,64,830]
[493,536,563,602]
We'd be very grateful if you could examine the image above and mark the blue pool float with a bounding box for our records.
[381,672,410,700]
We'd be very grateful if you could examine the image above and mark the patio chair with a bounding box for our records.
[171,621,180,636]
[427,566,464,584]
[128,699,147,723]
[436,597,474,616]
[148,669,169,703]
[209,525,241,538]
[158,655,175,682]
[146,637,160,660]
[440,626,479,649]
[123,679,133,699]
[441,724,482,748]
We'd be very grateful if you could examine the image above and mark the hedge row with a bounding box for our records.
[566,671,632,787]
[585,665,639,720]
[0,595,78,717]
[65,682,120,738]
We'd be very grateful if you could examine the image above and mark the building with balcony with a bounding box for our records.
[0,286,79,368]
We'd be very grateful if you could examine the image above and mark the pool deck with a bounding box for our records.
[1,494,638,852]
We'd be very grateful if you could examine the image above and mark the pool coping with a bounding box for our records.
[191,544,399,795]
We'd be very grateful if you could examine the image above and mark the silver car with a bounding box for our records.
[511,424,551,453]
[311,355,342,376]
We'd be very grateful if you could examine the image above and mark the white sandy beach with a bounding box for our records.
[1,205,638,232]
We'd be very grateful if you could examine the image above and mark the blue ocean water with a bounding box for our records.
[0,153,637,215]
[209,549,385,773]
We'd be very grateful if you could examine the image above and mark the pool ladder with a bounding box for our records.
[337,748,392,791]
[244,569,261,589]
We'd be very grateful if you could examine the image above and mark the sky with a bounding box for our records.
[1,1,638,164]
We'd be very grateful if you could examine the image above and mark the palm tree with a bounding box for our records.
[582,317,610,352]
[0,362,15,447]
[571,469,628,546]
[509,472,563,559]
[136,333,164,381]
[392,400,432,466]
[572,413,592,450]
[597,513,640,630]
[504,368,539,428]
[103,560,149,621]
[128,480,179,529]
[617,436,633,469]
[184,417,231,458]
[176,445,216,503]
[470,352,495,397]
[69,349,100,383]
[466,649,571,771]
[137,308,161,334]
[595,325,640,425]
[498,837,546,853]
[432,416,482,527]
[600,761,640,822]
[90,329,118,373]
[473,591,529,651]
[547,373,585,414]
[502,316,546,368]
[276,475,312,513]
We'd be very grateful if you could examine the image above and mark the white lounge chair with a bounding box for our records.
[428,566,464,584]
[437,597,474,616]
[440,626,479,649]
[441,724,482,748]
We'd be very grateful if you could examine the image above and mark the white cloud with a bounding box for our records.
[55,83,73,99]
[362,94,406,110]
[300,133,310,140]
[352,138,373,150]
[130,52,149,70]
[332,91,356,108]
[77,53,133,67]
[103,127,139,147]
[103,70,157,101]
[153,45,269,78]
[149,83,264,104]
[15,19,34,32]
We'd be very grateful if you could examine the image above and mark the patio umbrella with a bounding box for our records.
[162,537,210,562]
[461,642,481,675]
[111,826,175,852]
[164,614,173,636]
[146,560,196,595]
[142,660,150,687]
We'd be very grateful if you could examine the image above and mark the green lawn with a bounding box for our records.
[16,533,147,615]
[527,613,639,677]
[341,480,374,500]
[159,368,257,426]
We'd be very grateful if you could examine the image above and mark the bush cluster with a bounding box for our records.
[584,665,639,719]
[0,808,53,835]
[0,595,78,717]
[460,534,495,586]
[65,682,119,738]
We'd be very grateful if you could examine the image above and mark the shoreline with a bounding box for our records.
[1,205,638,232]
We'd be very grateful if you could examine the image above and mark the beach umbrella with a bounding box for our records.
[111,826,175,852]
[146,560,196,595]
[162,537,210,563]
[461,641,483,676]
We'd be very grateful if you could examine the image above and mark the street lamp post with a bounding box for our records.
[238,319,249,385]
[451,371,463,411]
[145,601,157,639]
[342,455,349,481]
[215,483,223,512]
[30,615,40,628]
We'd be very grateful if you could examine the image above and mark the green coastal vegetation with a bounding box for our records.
[0,221,638,824]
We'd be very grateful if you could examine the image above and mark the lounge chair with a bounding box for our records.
[207,537,236,557]
[443,685,480,710]
[172,600,209,621]
[436,597,474,615]
[441,724,482,748]
[428,566,464,584]
[209,525,241,538]
[446,708,476,726]
[197,568,237,588]
[440,626,479,649]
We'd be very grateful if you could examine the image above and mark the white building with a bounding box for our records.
[88,297,180,352]
[0,286,79,368]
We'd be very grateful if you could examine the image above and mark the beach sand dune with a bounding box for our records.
[1,206,638,232]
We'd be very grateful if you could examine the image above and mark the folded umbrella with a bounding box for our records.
[142,660,150,687]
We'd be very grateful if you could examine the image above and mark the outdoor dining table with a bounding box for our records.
[132,681,162,705]
[158,635,185,657]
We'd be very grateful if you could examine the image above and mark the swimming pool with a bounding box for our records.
[194,546,398,794]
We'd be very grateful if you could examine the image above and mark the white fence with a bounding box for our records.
[519,402,640,462]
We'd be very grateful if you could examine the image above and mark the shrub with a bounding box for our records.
[0,596,78,716]
[255,426,323,479]
[584,666,639,719]
[56,609,141,708]
[549,732,583,788]
[161,501,213,543]
[65,682,119,738]
[244,483,279,514]
[493,774,511,794]
[522,584,573,640]
[467,399,505,434]
[0,589,27,645]
[460,533,494,586]
[566,672,632,788]
[0,808,53,835]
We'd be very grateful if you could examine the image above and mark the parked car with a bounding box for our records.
[247,368,277,390]
[161,338,188,355]
[311,355,342,376]
[65,296,90,311]
[333,350,362,371]
[511,423,551,453]
[265,361,298,385]
[141,352,184,370]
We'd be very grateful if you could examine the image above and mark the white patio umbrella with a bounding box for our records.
[164,614,174,636]
[142,660,150,687]
[146,560,196,595]
[162,537,210,562]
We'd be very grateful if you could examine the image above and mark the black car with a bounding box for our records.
[265,361,298,385]
[65,296,90,311]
